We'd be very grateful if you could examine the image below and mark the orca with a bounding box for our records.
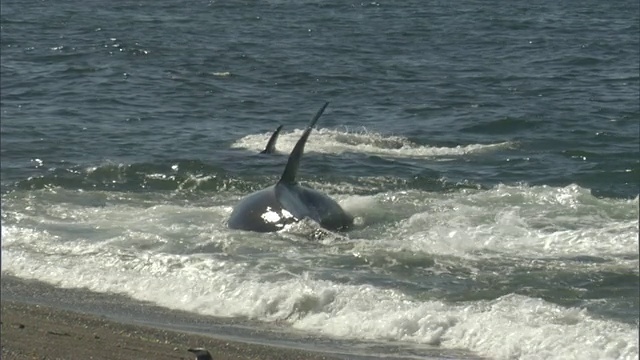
[228,102,353,233]
[260,125,283,154]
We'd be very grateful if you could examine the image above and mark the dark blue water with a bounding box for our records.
[1,1,639,359]
[2,0,638,197]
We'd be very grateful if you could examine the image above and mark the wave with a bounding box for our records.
[2,181,638,359]
[361,183,639,259]
[7,160,264,194]
[2,233,637,360]
[5,160,486,195]
[230,127,514,158]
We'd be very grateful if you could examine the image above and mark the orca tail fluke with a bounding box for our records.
[279,102,329,185]
[260,125,283,154]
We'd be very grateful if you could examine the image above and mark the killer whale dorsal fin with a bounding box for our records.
[278,102,329,185]
[260,125,283,154]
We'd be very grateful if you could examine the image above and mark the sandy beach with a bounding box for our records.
[0,275,352,360]
[1,275,462,360]
[1,299,349,360]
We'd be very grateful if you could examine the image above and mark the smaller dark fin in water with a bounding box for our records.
[260,125,283,154]
[279,102,329,185]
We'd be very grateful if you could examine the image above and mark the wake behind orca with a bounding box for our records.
[228,102,354,232]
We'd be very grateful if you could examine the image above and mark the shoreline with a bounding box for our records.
[1,275,465,360]
[1,299,343,360]
[0,274,350,360]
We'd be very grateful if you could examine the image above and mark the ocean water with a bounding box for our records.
[1,0,639,359]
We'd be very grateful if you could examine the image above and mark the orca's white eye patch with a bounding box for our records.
[261,206,282,224]
[261,207,298,228]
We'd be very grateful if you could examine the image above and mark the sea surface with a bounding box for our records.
[1,0,639,359]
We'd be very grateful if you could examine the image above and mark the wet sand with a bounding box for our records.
[1,299,340,360]
[0,275,351,360]
[0,275,470,360]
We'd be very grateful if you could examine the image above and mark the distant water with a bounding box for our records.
[1,0,638,359]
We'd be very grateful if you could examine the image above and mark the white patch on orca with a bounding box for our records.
[281,209,294,219]
[261,207,282,224]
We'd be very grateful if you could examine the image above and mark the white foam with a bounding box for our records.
[365,184,640,263]
[2,235,637,360]
[2,184,638,359]
[231,128,513,158]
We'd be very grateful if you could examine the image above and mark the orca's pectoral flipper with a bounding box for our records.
[279,102,329,185]
[260,125,283,154]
